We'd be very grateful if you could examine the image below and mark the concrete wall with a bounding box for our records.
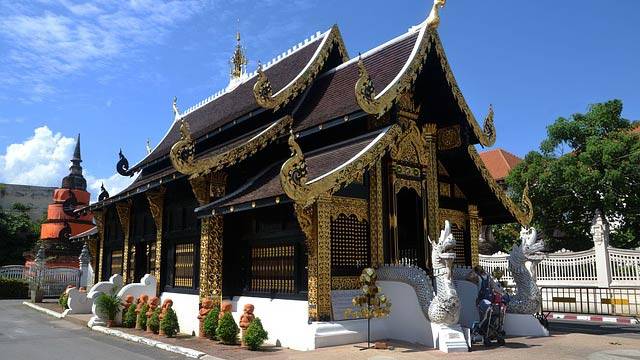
[161,292,200,336]
[0,183,55,222]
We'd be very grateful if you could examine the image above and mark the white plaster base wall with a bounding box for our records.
[455,280,479,328]
[161,292,200,336]
[231,296,313,350]
[504,313,549,337]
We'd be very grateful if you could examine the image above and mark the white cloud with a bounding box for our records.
[86,172,136,203]
[0,125,135,202]
[0,126,75,186]
[0,0,204,99]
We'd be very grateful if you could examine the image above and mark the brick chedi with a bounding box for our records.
[39,134,95,267]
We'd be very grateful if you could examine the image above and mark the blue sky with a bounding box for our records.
[0,0,639,198]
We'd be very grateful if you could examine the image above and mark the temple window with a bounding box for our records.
[102,208,124,279]
[330,214,370,276]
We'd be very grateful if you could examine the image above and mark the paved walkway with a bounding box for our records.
[0,299,189,360]
[8,299,640,360]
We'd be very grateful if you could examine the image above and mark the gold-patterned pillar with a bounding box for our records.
[315,195,332,321]
[369,162,384,267]
[190,172,226,305]
[423,123,439,244]
[468,204,480,266]
[93,210,105,282]
[115,200,132,283]
[146,187,166,295]
[293,203,318,321]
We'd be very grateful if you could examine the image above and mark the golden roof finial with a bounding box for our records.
[230,19,248,81]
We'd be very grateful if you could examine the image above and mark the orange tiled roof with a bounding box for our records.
[479,148,522,181]
[632,124,640,133]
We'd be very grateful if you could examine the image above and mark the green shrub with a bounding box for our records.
[148,308,161,334]
[216,312,239,345]
[0,278,29,299]
[137,303,149,329]
[244,318,268,351]
[58,292,68,310]
[95,292,121,321]
[203,307,220,339]
[122,304,137,328]
[160,308,180,337]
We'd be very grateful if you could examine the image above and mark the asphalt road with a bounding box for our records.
[0,300,189,360]
[549,319,640,339]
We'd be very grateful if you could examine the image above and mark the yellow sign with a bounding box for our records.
[601,298,629,305]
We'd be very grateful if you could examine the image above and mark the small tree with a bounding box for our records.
[137,303,149,330]
[58,292,69,310]
[203,307,220,339]
[216,312,239,345]
[160,308,180,337]
[122,304,137,328]
[345,268,391,350]
[148,308,161,334]
[244,318,268,351]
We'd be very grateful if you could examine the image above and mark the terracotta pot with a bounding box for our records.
[107,320,114,328]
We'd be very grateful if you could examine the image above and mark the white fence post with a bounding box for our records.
[591,210,612,288]
[79,243,91,289]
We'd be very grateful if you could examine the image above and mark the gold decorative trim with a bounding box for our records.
[93,210,105,282]
[115,200,132,283]
[395,178,422,195]
[146,187,165,295]
[423,123,439,243]
[468,204,480,266]
[369,162,384,267]
[332,276,360,290]
[467,145,534,225]
[438,208,467,230]
[293,203,318,321]
[431,36,496,147]
[280,125,403,208]
[254,25,349,110]
[437,125,462,150]
[316,196,333,320]
[171,117,292,178]
[327,196,368,222]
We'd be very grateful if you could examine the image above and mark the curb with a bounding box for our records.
[549,312,639,325]
[22,301,65,319]
[90,326,212,359]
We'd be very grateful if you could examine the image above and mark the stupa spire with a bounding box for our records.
[228,20,248,88]
[61,134,87,190]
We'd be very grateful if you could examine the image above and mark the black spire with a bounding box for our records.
[61,134,87,190]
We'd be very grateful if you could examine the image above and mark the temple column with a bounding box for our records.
[368,162,384,267]
[315,196,332,321]
[115,200,132,283]
[146,187,166,294]
[468,204,480,266]
[190,172,226,306]
[93,210,105,282]
[423,123,439,244]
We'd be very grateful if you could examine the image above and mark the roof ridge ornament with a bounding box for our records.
[98,183,110,202]
[426,0,447,30]
[172,96,181,121]
[116,149,135,177]
[481,104,497,147]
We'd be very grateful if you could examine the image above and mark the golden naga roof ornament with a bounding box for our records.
[172,96,181,121]
[253,25,349,110]
[170,116,293,178]
[280,125,404,208]
[481,104,497,146]
[520,181,534,226]
[354,2,440,117]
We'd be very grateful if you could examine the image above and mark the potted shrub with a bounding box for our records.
[148,308,161,334]
[216,312,239,345]
[244,318,268,351]
[58,292,69,311]
[122,302,137,328]
[137,303,149,330]
[160,307,180,338]
[203,307,220,339]
[95,292,122,327]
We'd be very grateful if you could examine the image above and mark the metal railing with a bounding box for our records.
[540,286,640,317]
[1,264,80,298]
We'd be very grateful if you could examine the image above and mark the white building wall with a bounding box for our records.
[161,292,200,336]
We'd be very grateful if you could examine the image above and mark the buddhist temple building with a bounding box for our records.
[82,3,533,347]
[479,148,522,187]
[39,135,95,268]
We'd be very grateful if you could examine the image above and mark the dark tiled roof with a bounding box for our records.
[132,34,326,171]
[196,129,385,215]
[293,32,418,132]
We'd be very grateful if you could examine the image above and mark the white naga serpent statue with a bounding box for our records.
[377,220,461,325]
[507,227,546,314]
